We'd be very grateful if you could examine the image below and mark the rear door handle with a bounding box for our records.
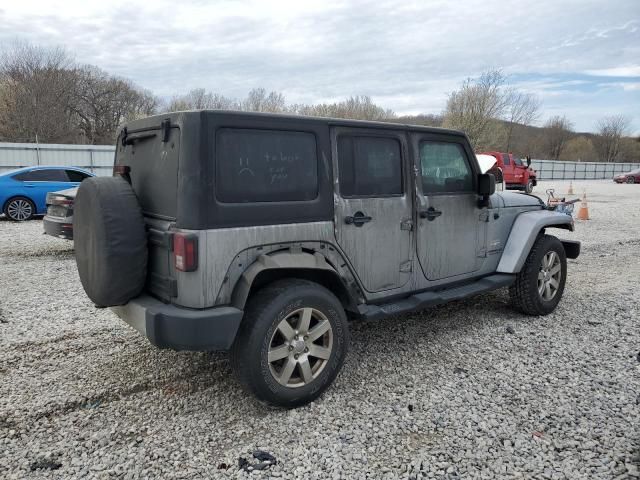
[345,211,372,227]
[420,207,442,221]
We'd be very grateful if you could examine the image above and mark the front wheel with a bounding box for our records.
[230,278,349,408]
[509,234,567,315]
[4,196,36,221]
[627,177,635,184]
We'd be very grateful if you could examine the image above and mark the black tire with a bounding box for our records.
[230,278,349,408]
[509,234,567,316]
[73,177,147,307]
[627,177,635,184]
[525,179,534,194]
[4,196,36,221]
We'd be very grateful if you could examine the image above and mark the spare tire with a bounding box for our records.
[74,177,147,307]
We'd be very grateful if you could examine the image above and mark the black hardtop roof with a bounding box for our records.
[123,109,467,138]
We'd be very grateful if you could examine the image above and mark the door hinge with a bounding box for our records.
[400,219,413,231]
[399,260,412,273]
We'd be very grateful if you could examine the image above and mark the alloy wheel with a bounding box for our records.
[7,199,33,221]
[268,307,333,388]
[538,251,562,301]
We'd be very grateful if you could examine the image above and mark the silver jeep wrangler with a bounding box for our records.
[73,111,580,407]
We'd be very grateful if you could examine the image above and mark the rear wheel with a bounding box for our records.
[525,179,534,193]
[627,177,635,184]
[509,234,567,315]
[4,196,35,221]
[230,278,349,407]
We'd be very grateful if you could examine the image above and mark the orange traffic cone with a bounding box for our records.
[568,181,574,195]
[576,193,589,220]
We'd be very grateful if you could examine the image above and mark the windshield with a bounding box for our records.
[513,157,523,166]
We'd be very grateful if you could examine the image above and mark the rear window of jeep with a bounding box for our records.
[216,129,318,203]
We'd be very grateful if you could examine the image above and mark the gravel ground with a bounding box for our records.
[0,180,638,479]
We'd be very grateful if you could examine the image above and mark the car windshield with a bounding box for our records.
[513,157,523,166]
[628,169,640,175]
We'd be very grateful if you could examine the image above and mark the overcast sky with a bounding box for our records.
[1,0,639,133]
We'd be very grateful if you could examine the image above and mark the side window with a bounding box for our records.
[337,136,402,197]
[502,154,511,165]
[66,170,91,182]
[12,169,68,181]
[11,172,30,181]
[216,128,318,203]
[419,142,473,194]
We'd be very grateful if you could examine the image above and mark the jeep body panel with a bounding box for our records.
[331,126,414,292]
[496,209,574,273]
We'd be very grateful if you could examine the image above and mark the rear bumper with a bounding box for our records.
[43,215,74,240]
[111,295,244,351]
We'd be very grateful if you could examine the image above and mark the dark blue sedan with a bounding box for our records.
[0,166,94,221]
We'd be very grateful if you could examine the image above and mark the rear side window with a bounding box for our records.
[66,170,91,182]
[216,129,318,203]
[12,169,68,182]
[337,136,402,197]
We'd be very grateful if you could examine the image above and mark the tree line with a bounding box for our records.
[1,43,637,162]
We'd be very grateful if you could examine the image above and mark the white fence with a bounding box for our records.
[0,142,115,176]
[530,159,640,180]
[1,142,638,181]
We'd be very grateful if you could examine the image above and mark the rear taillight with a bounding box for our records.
[113,164,131,176]
[173,233,198,272]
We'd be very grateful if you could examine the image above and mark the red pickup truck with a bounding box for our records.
[481,152,537,193]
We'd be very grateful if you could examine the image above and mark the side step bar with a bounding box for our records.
[356,273,516,321]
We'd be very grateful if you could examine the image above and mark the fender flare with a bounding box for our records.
[230,250,357,310]
[496,210,575,273]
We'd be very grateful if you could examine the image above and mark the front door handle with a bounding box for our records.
[420,207,442,221]
[345,211,372,227]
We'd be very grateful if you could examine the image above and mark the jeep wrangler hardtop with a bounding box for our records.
[74,110,580,407]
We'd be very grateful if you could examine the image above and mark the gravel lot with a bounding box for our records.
[1,180,638,479]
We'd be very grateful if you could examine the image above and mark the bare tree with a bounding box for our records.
[593,115,631,162]
[292,95,394,120]
[394,113,444,127]
[542,115,573,160]
[70,65,160,144]
[0,42,159,144]
[559,135,597,162]
[0,42,78,143]
[166,88,237,112]
[503,90,541,151]
[241,88,286,113]
[442,69,508,149]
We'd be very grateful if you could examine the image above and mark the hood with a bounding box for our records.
[499,191,544,208]
[476,154,497,174]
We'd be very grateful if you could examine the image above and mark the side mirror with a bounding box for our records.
[478,173,496,196]
[478,173,495,207]
[526,156,531,167]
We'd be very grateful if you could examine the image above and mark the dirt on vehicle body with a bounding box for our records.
[73,111,580,407]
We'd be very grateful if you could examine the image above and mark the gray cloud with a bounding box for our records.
[1,0,638,132]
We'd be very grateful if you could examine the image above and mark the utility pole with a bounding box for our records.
[35,133,41,166]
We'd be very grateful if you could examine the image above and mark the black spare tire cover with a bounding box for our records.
[74,177,148,307]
